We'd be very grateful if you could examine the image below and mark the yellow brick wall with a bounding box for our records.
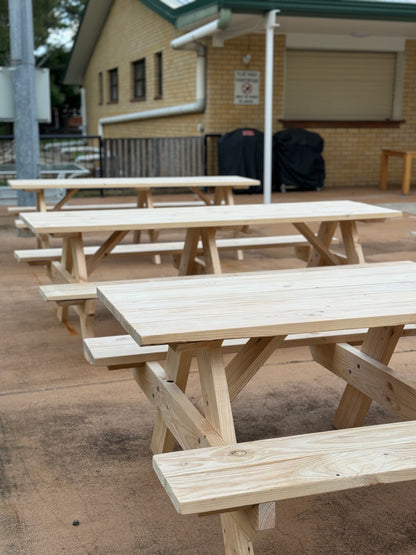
[83,0,206,138]
[82,0,416,187]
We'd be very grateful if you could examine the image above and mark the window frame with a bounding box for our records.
[108,67,119,103]
[154,51,163,99]
[132,58,146,101]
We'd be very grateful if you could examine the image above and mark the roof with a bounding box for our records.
[64,0,416,84]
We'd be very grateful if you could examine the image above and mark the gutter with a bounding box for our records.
[97,9,232,136]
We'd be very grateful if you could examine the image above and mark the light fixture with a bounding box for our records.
[242,53,252,65]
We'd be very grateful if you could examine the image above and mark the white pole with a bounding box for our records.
[263,10,279,204]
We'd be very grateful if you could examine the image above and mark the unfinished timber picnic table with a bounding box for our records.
[8,175,256,212]
[19,200,402,283]
[97,261,416,555]
[11,175,257,249]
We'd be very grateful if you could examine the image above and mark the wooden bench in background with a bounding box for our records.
[9,199,206,214]
[153,421,416,553]
[14,234,315,266]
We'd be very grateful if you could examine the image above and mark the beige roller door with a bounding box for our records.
[285,50,396,120]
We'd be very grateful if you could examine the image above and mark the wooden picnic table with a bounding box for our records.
[20,200,402,285]
[379,147,416,195]
[97,261,416,554]
[8,175,257,212]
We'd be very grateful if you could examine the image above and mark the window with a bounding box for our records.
[98,72,103,105]
[154,52,163,99]
[284,50,399,121]
[108,68,118,102]
[132,59,146,100]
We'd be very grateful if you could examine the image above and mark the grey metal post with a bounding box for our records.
[8,0,40,209]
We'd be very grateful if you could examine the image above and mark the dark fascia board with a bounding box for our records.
[143,0,416,23]
[219,0,416,21]
[64,0,113,84]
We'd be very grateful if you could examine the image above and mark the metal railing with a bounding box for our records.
[0,134,221,183]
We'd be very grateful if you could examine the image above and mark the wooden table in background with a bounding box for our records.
[379,147,416,195]
[9,175,257,212]
[20,200,402,284]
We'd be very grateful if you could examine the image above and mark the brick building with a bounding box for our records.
[65,0,416,188]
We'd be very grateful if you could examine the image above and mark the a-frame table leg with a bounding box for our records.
[333,326,403,429]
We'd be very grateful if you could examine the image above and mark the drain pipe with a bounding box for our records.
[97,9,232,136]
[263,10,279,204]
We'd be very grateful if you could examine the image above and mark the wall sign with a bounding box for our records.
[234,71,260,105]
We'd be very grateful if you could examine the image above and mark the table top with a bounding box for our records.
[97,261,416,346]
[20,200,401,235]
[8,175,258,190]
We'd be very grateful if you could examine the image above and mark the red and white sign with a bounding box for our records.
[234,71,260,105]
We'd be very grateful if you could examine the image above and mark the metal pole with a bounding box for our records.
[8,0,40,208]
[263,10,279,204]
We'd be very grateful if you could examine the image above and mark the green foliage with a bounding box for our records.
[0,0,87,129]
[0,0,86,63]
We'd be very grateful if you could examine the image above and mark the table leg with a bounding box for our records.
[294,221,339,266]
[178,228,201,275]
[197,342,277,554]
[200,228,222,274]
[379,151,389,191]
[311,326,403,429]
[401,153,412,195]
[86,230,130,275]
[35,190,50,248]
[135,189,161,264]
[339,221,365,264]
[150,346,193,454]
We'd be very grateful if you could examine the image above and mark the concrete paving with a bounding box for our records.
[1,185,415,554]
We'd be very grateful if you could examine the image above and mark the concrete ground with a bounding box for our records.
[0,185,415,555]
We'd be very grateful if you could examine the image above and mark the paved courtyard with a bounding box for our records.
[1,185,415,554]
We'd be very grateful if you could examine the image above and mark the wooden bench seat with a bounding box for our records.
[9,200,206,214]
[83,324,416,369]
[153,420,416,516]
[15,234,315,265]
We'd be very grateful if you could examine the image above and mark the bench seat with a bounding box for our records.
[9,200,205,214]
[15,235,315,265]
[153,420,416,516]
[84,327,416,369]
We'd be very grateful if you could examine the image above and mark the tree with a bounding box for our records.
[0,0,86,63]
[0,0,87,131]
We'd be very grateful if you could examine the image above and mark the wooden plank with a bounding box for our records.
[311,339,416,421]
[97,261,416,347]
[133,362,225,450]
[9,175,258,190]
[332,325,403,428]
[225,336,286,402]
[15,234,327,263]
[150,346,193,454]
[197,344,236,443]
[153,421,416,515]
[19,200,402,235]
[83,324,416,369]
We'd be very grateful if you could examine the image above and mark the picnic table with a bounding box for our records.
[20,200,402,284]
[97,261,416,554]
[8,175,257,212]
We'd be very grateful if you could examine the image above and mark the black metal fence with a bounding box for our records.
[0,134,221,180]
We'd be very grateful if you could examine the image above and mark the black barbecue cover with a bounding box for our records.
[273,128,325,190]
[218,128,263,193]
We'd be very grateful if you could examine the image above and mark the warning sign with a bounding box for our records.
[234,71,260,105]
